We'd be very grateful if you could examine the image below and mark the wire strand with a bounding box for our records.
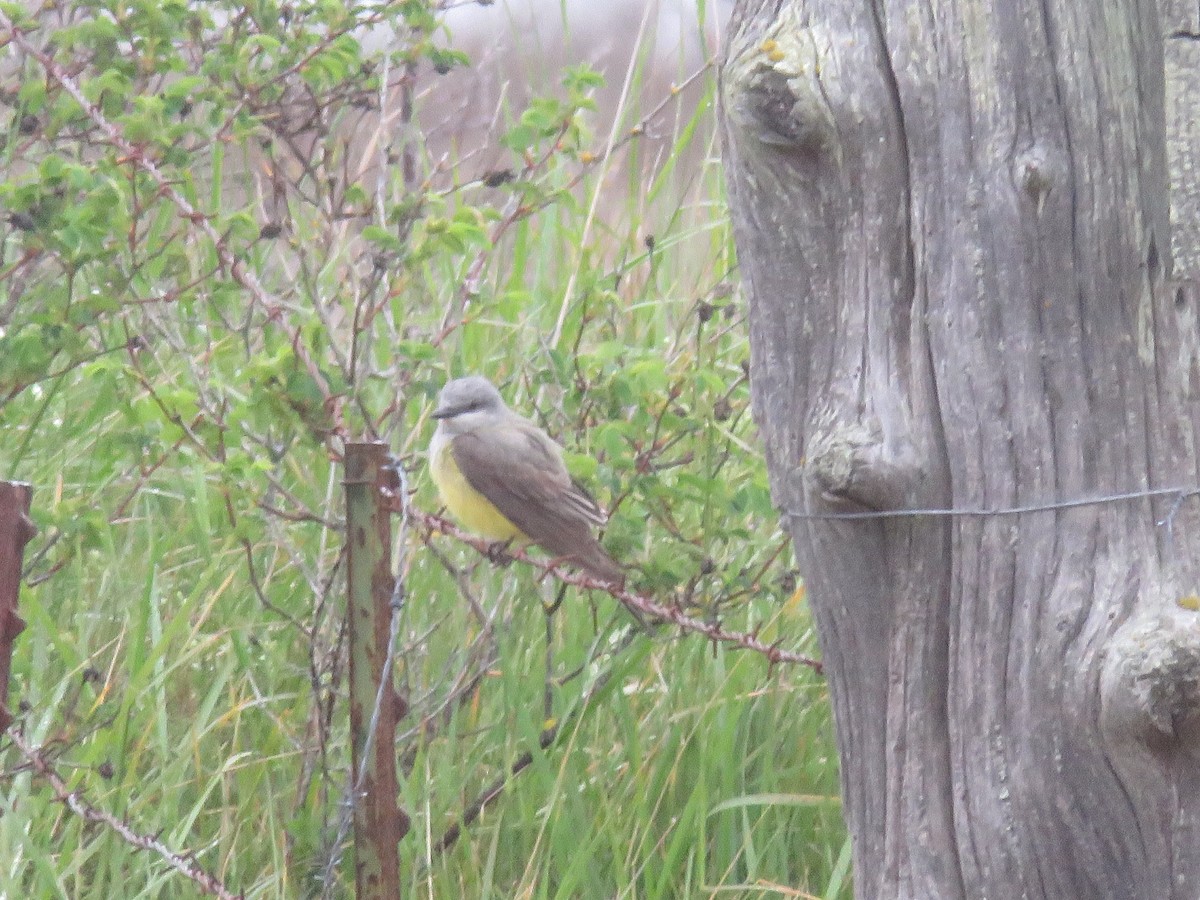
[784,486,1200,521]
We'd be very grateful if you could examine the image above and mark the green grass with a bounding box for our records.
[0,2,846,897]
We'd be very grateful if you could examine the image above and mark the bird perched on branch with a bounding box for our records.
[429,375,624,585]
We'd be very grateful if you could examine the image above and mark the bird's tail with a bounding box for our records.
[573,541,625,586]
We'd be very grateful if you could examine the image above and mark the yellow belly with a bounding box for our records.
[431,439,527,542]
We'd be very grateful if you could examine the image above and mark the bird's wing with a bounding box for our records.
[450,423,617,573]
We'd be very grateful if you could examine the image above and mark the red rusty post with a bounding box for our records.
[343,444,407,896]
[0,482,34,735]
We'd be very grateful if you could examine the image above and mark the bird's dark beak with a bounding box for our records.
[431,404,458,420]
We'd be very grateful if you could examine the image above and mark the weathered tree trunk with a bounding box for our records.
[720,1,1200,898]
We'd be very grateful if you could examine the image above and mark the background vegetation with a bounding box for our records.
[0,1,844,896]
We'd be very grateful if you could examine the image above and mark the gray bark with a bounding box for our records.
[719,1,1200,898]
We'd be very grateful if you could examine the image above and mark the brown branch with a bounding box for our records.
[431,623,644,857]
[434,723,556,854]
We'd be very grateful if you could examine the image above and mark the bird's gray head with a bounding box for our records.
[432,376,509,435]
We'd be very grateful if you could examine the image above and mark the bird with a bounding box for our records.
[429,375,624,584]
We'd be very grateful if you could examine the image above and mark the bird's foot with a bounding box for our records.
[485,540,516,567]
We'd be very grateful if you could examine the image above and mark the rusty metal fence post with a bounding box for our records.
[343,443,409,896]
[0,482,33,737]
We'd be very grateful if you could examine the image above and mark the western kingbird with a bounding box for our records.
[429,375,623,584]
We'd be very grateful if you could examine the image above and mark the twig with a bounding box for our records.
[430,622,642,857]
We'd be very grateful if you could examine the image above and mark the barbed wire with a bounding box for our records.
[414,510,823,672]
[8,729,242,900]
